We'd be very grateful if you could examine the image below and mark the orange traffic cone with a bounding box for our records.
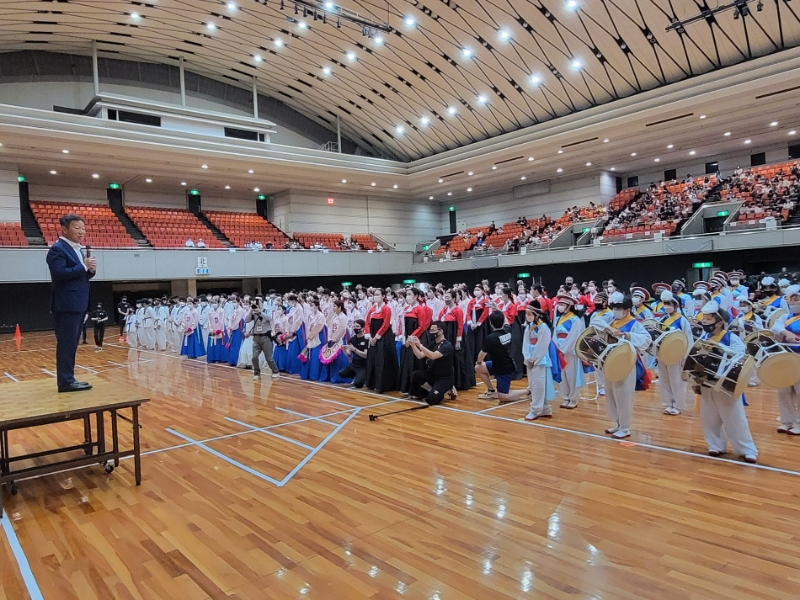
[14,324,22,341]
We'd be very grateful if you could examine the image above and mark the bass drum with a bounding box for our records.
[654,329,690,366]
[683,339,754,399]
[767,308,788,329]
[576,326,635,383]
[744,331,800,389]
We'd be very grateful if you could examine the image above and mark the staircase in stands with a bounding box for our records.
[20,201,46,246]
[197,213,233,247]
[111,206,152,248]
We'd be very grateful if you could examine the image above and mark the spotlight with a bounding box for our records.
[447,106,457,116]
[499,30,510,41]
[571,58,582,69]
[324,1,333,8]
[530,75,541,85]
[346,51,356,61]
[566,0,578,9]
[322,66,331,75]
[374,35,383,44]
[395,125,405,135]
[420,116,430,126]
[477,95,488,104]
[298,21,307,29]
[255,53,264,61]
[404,17,415,27]
[461,48,472,58]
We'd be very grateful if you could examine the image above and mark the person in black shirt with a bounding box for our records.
[339,319,368,388]
[410,321,456,405]
[117,296,131,338]
[475,310,531,405]
[90,302,109,351]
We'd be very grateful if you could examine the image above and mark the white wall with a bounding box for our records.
[201,196,255,212]
[0,164,20,222]
[0,81,319,149]
[28,183,107,205]
[124,190,185,208]
[446,174,609,232]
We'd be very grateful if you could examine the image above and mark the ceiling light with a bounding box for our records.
[374,35,383,44]
[404,16,415,27]
[131,12,140,19]
[461,48,473,58]
[346,51,356,61]
[92,173,99,179]
[724,131,731,136]
[689,150,696,155]
[206,22,216,30]
[62,149,69,154]
[438,178,444,183]
[50,170,57,175]
[273,39,283,48]
[770,121,779,126]
[447,106,457,116]
[610,167,616,171]
[477,95,488,104]
[603,138,609,143]
[528,157,534,161]
[253,187,260,192]
[566,0,578,8]
[654,158,660,162]
[322,66,331,75]
[491,166,497,170]
[145,178,152,183]
[255,54,264,62]
[181,182,187,186]
[630,152,637,156]
[393,184,398,189]
[298,21,308,29]
[699,115,706,119]
[467,187,473,192]
[420,116,430,126]
[530,75,542,85]
[324,1,334,8]
[521,176,526,180]
[790,130,797,136]
[499,30,510,41]
[341,178,347,183]
[447,192,452,196]
[225,185,231,189]
[557,149,563,154]
[395,125,405,135]
[227,2,237,9]
[744,139,751,144]
[570,58,582,70]
[557,168,563,173]
[428,196,434,200]
[667,144,674,149]
[201,164,208,169]
[371,182,376,186]
[585,162,592,166]
[248,169,254,174]
[468,171,474,176]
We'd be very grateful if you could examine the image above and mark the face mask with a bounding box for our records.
[607,288,615,295]
[789,303,800,314]
[588,285,596,292]
[702,322,717,333]
[556,304,566,314]
[730,280,739,286]
[633,298,642,306]
[742,305,752,314]
[664,305,675,314]
[671,285,680,293]
[373,296,382,303]
[613,309,625,320]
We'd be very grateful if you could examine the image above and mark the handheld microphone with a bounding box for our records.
[85,245,92,258]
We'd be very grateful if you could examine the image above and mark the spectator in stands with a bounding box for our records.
[488,221,497,234]
[185,238,195,248]
[265,242,274,250]
[376,243,385,252]
[196,238,206,248]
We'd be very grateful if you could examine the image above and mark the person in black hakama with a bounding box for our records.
[465,286,489,367]
[440,289,471,391]
[365,289,399,393]
[398,288,429,398]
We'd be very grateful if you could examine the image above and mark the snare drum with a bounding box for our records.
[744,331,800,388]
[576,326,635,383]
[683,339,754,399]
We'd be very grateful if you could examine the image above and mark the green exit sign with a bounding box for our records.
[422,245,430,251]
[693,262,713,269]
[189,189,200,196]
[109,183,120,190]
[257,195,267,200]
[717,210,729,217]
[17,175,25,182]
[341,281,352,287]
[582,227,590,233]
[403,279,416,284]
[517,272,531,278]
[448,206,455,211]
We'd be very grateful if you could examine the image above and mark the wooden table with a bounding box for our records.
[0,379,149,515]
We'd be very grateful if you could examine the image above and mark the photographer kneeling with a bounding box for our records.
[409,321,455,405]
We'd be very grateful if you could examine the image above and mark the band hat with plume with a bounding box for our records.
[651,282,671,294]
[555,293,576,307]
[672,279,686,289]
[631,287,650,301]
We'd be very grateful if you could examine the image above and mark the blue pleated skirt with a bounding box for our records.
[181,329,206,358]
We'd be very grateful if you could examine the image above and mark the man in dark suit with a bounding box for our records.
[46,214,97,392]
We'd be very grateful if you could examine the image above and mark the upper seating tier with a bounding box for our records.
[0,222,28,247]
[203,210,289,249]
[125,206,223,249]
[30,201,137,248]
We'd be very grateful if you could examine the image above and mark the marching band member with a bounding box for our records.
[709,273,734,314]
[727,271,748,305]
[603,293,651,439]
[553,294,585,409]
[694,302,757,461]
[770,284,800,435]
[630,287,654,321]
[672,279,693,315]
[657,290,693,415]
[180,298,206,359]
[650,283,671,320]
[364,288,398,393]
[733,295,763,388]
[589,292,612,395]
[759,276,788,322]
[691,283,711,319]
[523,301,558,421]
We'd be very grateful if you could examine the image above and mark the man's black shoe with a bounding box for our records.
[58,382,93,393]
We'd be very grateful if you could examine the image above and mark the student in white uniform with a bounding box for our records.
[522,301,556,421]
[694,301,758,462]
[125,306,138,348]
[154,298,169,351]
[602,293,651,439]
[198,295,211,349]
[140,299,156,350]
[553,294,585,409]
[588,292,612,396]
[770,284,800,435]
[134,301,146,349]
[656,290,694,415]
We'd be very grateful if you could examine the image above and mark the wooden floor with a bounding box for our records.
[1,331,800,599]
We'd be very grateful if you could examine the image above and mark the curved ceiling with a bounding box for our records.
[1,0,799,161]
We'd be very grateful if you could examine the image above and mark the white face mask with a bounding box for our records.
[373,295,382,304]
[588,285,596,292]
[664,305,675,314]
[633,298,642,306]
[556,304,567,314]
[790,302,800,314]
[613,309,625,320]
[607,287,615,295]
[742,305,752,314]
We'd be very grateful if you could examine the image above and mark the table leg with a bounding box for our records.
[0,429,7,475]
[111,410,119,467]
[96,411,105,456]
[83,415,92,455]
[132,405,141,486]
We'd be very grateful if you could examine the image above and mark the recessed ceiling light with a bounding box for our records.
[654,158,660,162]
[253,187,260,192]
[477,95,488,105]
[610,167,616,171]
[468,171,474,176]
[273,39,283,48]
[201,164,208,169]
[131,12,140,19]
[374,35,383,44]
[570,58,582,70]
[499,30,510,41]
[227,2,236,9]
[428,196,434,200]
[420,116,430,126]
[491,166,497,170]
[341,179,347,183]
[630,152,637,156]
[255,54,264,62]
[181,182,186,186]
[461,48,472,58]
[324,1,334,8]
[298,21,308,29]
[724,132,731,136]
[225,185,231,189]
[770,121,779,126]
[62,149,69,154]
[667,144,674,149]
[346,51,356,61]
[467,187,473,192]
[438,178,444,183]
[689,150,696,155]
[395,125,405,135]
[790,130,797,136]
[145,178,152,183]
[586,162,592,166]
[557,149,563,154]
[404,16,415,27]
[248,169,254,174]
[603,138,609,143]
[92,173,99,179]
[744,139,751,144]
[521,176,526,180]
[699,115,706,119]
[447,192,452,196]
[530,75,542,85]
[447,106,457,116]
[557,168,563,173]
[566,0,578,8]
[371,182,376,186]
[528,157,534,161]
[206,22,216,30]
[322,66,331,75]
[393,184,398,189]
[50,170,57,175]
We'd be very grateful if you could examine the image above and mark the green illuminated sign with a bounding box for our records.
[189,189,200,196]
[693,262,713,269]
[109,183,120,190]
[422,245,430,251]
[582,227,590,233]
[448,206,455,211]
[17,175,25,182]
[257,195,267,200]
[717,210,729,217]
[403,279,416,284]
[517,272,531,278]
[341,281,352,287]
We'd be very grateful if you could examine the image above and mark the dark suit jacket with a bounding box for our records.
[46,238,95,313]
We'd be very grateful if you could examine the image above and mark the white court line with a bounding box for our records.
[477,399,528,413]
[225,418,315,451]
[76,365,98,374]
[40,368,56,378]
[105,343,800,478]
[0,514,44,600]
[275,407,339,426]
[4,372,19,383]
[319,398,357,408]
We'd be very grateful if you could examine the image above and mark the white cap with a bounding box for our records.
[608,291,624,305]
[761,276,776,286]
[692,288,707,297]
[701,301,720,315]
[660,290,675,303]
[786,284,800,298]
[779,278,791,288]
